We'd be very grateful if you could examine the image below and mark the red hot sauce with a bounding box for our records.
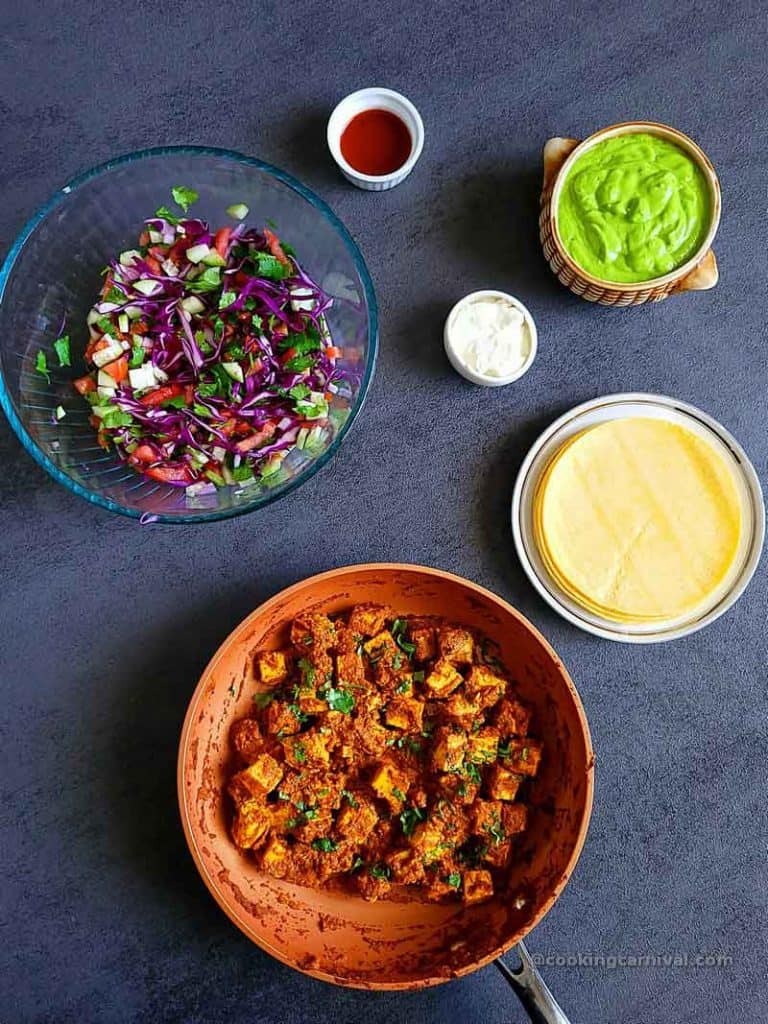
[340,108,412,176]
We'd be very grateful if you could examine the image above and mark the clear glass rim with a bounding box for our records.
[0,145,379,524]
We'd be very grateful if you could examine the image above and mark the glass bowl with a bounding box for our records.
[0,147,378,523]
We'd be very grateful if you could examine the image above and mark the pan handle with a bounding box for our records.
[495,942,571,1024]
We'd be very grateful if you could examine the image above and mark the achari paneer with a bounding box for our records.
[225,605,542,906]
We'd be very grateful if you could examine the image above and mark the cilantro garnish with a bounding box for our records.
[53,335,71,367]
[399,805,425,836]
[369,863,391,881]
[323,687,354,714]
[311,837,337,853]
[171,185,199,212]
[34,350,50,382]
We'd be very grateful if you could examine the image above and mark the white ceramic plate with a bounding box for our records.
[511,393,765,643]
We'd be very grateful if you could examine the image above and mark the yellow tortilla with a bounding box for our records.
[532,418,743,623]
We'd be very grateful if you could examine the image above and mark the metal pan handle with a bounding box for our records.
[495,941,571,1024]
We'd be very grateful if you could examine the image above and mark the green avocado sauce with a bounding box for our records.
[556,133,711,283]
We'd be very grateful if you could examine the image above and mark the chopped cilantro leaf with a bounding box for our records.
[283,353,315,372]
[399,805,425,836]
[219,290,237,310]
[53,335,71,367]
[341,789,358,808]
[311,837,337,852]
[370,863,391,881]
[252,691,274,709]
[34,350,50,382]
[446,872,462,890]
[171,185,199,212]
[324,687,354,714]
[254,252,291,281]
[155,205,180,225]
[293,742,307,764]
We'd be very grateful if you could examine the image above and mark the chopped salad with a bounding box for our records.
[69,188,350,492]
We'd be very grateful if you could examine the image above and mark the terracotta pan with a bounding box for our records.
[177,564,595,990]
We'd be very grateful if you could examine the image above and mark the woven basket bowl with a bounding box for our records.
[539,121,721,306]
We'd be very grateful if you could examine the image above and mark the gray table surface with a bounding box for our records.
[1,2,766,1022]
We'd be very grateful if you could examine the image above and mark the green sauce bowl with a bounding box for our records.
[540,122,721,306]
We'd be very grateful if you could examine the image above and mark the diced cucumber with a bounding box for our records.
[148,230,163,244]
[92,342,124,367]
[119,249,141,267]
[134,279,160,296]
[186,243,211,264]
[55,405,66,420]
[118,313,129,334]
[202,251,226,267]
[181,295,205,315]
[226,203,249,220]
[222,361,244,383]
[128,365,156,391]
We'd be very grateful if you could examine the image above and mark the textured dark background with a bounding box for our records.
[1,1,766,1022]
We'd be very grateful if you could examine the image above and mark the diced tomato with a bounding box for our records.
[131,321,149,335]
[272,321,288,339]
[325,346,341,360]
[144,255,163,275]
[219,418,238,438]
[132,444,157,463]
[213,227,232,258]
[139,383,185,407]
[96,429,110,451]
[264,227,290,266]
[167,239,188,263]
[73,374,96,395]
[249,358,263,374]
[281,347,297,361]
[145,464,195,485]
[235,421,277,453]
[104,355,128,382]
[184,384,195,405]
[233,272,250,288]
[138,230,150,246]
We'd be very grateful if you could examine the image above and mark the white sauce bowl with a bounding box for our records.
[444,290,538,387]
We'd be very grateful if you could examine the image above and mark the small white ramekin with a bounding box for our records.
[443,290,538,387]
[327,87,424,191]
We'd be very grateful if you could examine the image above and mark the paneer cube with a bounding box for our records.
[471,799,505,839]
[260,835,289,876]
[424,659,464,698]
[483,840,512,868]
[363,630,398,662]
[465,665,507,710]
[269,801,297,832]
[386,848,426,885]
[347,603,392,637]
[370,760,412,810]
[282,730,330,769]
[231,798,271,849]
[462,869,494,904]
[290,612,336,651]
[438,626,474,664]
[264,700,303,736]
[504,739,542,777]
[296,690,327,714]
[244,752,283,793]
[257,650,290,688]
[228,754,283,804]
[384,697,424,732]
[354,713,390,756]
[410,820,450,862]
[467,726,499,764]
[430,725,467,772]
[502,803,528,834]
[295,809,334,842]
[443,690,481,725]
[336,796,379,842]
[494,697,531,738]
[230,718,263,762]
[439,772,479,806]
[335,649,368,689]
[486,765,524,801]
[410,624,436,662]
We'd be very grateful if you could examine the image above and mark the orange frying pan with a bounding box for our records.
[178,564,594,1005]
